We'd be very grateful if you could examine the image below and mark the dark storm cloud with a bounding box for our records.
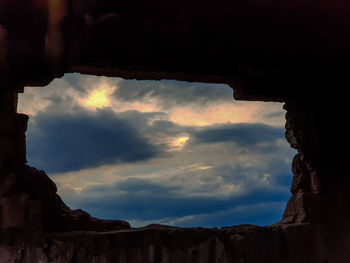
[87,178,180,197]
[113,79,232,107]
[71,177,290,226]
[191,123,285,146]
[115,110,173,132]
[26,108,158,174]
[116,112,287,151]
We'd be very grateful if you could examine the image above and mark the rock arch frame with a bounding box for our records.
[1,0,350,262]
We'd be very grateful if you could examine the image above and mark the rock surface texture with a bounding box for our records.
[1,0,350,262]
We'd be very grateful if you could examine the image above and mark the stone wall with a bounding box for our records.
[1,0,350,262]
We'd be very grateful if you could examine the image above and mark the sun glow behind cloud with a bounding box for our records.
[171,136,190,149]
[80,84,115,109]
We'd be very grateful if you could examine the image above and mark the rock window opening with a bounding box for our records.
[18,73,296,228]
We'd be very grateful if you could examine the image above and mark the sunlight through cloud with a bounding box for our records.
[171,136,190,149]
[81,84,115,109]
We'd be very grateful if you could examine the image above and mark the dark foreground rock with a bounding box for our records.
[1,222,350,263]
[0,165,130,238]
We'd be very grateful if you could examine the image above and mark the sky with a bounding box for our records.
[18,73,296,228]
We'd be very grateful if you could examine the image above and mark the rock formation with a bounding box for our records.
[1,0,350,262]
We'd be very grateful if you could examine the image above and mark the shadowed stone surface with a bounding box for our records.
[1,0,350,262]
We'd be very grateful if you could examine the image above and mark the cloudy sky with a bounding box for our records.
[18,73,296,228]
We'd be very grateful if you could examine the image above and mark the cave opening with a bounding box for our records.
[18,73,296,228]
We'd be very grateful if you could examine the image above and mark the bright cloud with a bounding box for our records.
[80,84,115,109]
[19,73,285,127]
[170,136,190,150]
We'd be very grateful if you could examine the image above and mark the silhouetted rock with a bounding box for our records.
[0,164,130,238]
